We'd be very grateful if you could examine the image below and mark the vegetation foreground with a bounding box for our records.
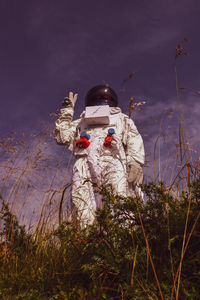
[0,180,200,300]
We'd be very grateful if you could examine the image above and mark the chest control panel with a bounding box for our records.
[84,105,110,125]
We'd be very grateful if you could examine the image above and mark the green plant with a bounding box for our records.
[1,179,199,299]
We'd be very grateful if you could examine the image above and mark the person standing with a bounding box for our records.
[54,85,145,227]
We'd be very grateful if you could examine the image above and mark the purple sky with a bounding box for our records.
[0,0,200,131]
[0,1,200,226]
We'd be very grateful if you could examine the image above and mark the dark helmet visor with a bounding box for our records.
[85,85,118,107]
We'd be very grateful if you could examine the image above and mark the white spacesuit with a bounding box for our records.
[54,85,145,227]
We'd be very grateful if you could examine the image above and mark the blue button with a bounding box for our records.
[80,131,90,140]
[108,128,115,136]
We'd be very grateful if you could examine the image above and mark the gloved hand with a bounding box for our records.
[127,159,143,185]
[62,91,78,108]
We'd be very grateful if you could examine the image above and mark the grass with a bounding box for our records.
[0,179,200,299]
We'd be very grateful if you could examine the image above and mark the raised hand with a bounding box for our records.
[62,91,78,107]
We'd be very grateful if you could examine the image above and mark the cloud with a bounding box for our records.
[134,89,200,182]
[0,129,74,229]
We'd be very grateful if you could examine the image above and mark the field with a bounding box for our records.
[0,40,200,299]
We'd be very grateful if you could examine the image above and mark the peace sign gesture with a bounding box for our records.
[62,91,78,107]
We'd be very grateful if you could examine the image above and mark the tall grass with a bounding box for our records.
[0,127,74,234]
[0,178,200,299]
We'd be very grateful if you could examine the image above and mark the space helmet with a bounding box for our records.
[85,85,118,107]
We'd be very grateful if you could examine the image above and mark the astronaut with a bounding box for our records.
[54,85,145,227]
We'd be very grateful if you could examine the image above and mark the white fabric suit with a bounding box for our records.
[54,104,145,227]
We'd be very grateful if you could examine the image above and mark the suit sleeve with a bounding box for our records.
[122,115,145,166]
[54,103,79,150]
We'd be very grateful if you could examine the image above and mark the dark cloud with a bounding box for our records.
[0,0,200,191]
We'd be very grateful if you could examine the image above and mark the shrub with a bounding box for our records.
[0,180,200,299]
